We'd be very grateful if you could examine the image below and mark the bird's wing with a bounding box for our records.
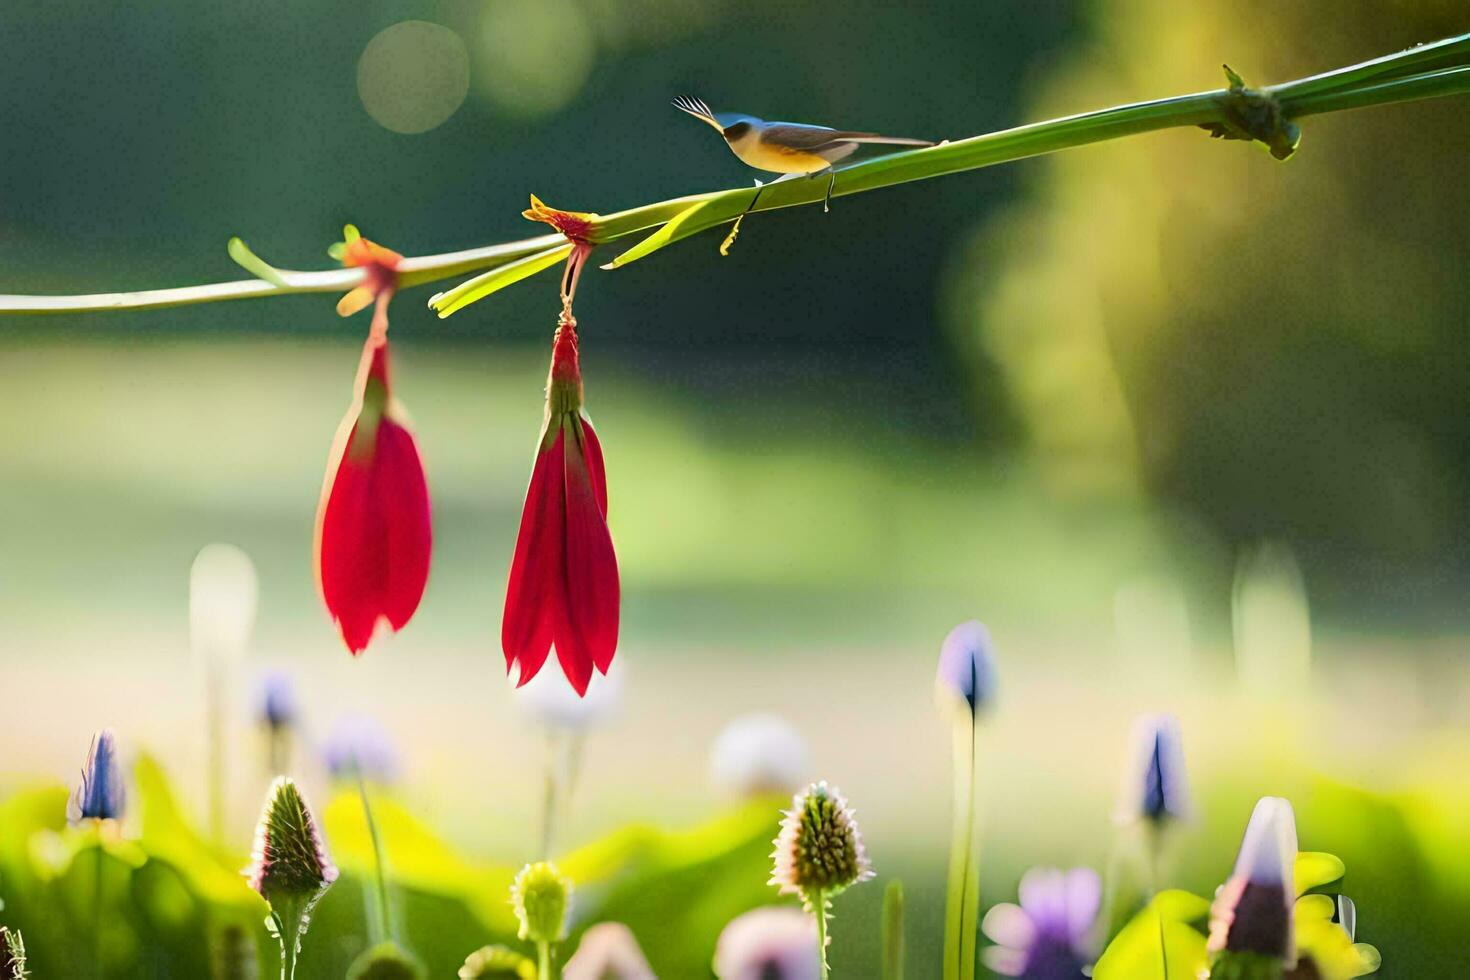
[758,123,850,150]
[761,124,932,150]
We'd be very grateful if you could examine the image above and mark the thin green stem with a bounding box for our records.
[814,891,830,980]
[355,769,393,945]
[942,715,976,980]
[539,733,560,860]
[0,33,1466,316]
[536,940,551,980]
[91,838,104,980]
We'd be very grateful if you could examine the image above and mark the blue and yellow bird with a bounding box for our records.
[673,96,933,213]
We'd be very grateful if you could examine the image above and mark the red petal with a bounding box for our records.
[315,340,432,654]
[558,415,619,678]
[501,430,566,686]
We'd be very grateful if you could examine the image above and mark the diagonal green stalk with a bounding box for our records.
[0,33,1467,315]
[355,767,393,946]
[814,890,830,980]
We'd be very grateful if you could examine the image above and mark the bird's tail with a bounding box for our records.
[844,134,934,147]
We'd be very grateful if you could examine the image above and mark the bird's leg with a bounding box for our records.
[807,167,837,213]
[721,179,765,257]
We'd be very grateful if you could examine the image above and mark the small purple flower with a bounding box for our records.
[713,907,820,980]
[981,867,1100,979]
[563,922,655,980]
[67,729,125,825]
[259,671,297,732]
[322,714,401,783]
[936,620,997,715]
[1114,713,1191,827]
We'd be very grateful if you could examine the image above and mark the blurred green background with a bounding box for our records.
[1,0,1468,977]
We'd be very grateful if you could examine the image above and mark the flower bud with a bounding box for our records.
[511,862,572,944]
[458,945,536,979]
[936,620,997,716]
[347,941,426,980]
[709,714,809,799]
[244,777,338,909]
[1114,713,1191,827]
[563,923,655,980]
[714,908,819,980]
[770,781,874,907]
[1208,797,1298,969]
[67,728,125,825]
[190,544,259,664]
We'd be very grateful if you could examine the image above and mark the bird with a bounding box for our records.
[672,96,933,214]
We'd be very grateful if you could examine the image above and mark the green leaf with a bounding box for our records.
[226,237,290,287]
[428,244,571,318]
[1093,889,1210,980]
[1294,851,1346,895]
[602,199,722,270]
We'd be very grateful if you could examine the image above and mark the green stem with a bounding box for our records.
[536,940,551,980]
[0,34,1467,315]
[91,839,104,980]
[942,715,977,980]
[539,733,560,860]
[814,891,830,980]
[355,769,393,945]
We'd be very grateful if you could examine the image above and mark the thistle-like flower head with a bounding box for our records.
[67,728,125,825]
[0,927,27,980]
[936,620,998,716]
[1114,713,1191,827]
[770,781,874,906]
[1208,797,1298,967]
[511,862,572,943]
[458,945,536,979]
[244,776,338,908]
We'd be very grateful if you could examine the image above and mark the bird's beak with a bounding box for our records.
[672,96,723,133]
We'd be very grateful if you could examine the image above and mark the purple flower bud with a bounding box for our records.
[322,714,401,784]
[259,671,297,732]
[1207,797,1298,965]
[714,908,820,980]
[981,867,1100,979]
[936,620,997,715]
[1114,713,1191,827]
[563,923,655,980]
[67,729,125,825]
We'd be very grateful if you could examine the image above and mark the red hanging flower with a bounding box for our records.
[502,310,619,695]
[315,229,432,654]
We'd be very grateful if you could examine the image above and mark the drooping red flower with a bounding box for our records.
[315,229,431,654]
[502,312,619,695]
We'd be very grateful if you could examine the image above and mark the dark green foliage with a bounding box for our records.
[346,941,426,980]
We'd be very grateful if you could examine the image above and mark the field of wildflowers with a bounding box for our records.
[3,5,1470,980]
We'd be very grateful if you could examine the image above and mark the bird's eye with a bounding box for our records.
[723,122,750,140]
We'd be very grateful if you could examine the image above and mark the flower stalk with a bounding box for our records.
[1,34,1466,316]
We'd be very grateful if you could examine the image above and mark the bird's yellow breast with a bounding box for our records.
[727,135,832,175]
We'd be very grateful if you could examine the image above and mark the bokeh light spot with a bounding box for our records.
[477,0,595,118]
[357,21,470,135]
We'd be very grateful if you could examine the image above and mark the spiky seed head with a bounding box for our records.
[511,862,572,943]
[770,781,874,906]
[347,941,427,980]
[0,927,27,980]
[244,777,338,906]
[458,945,536,979]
